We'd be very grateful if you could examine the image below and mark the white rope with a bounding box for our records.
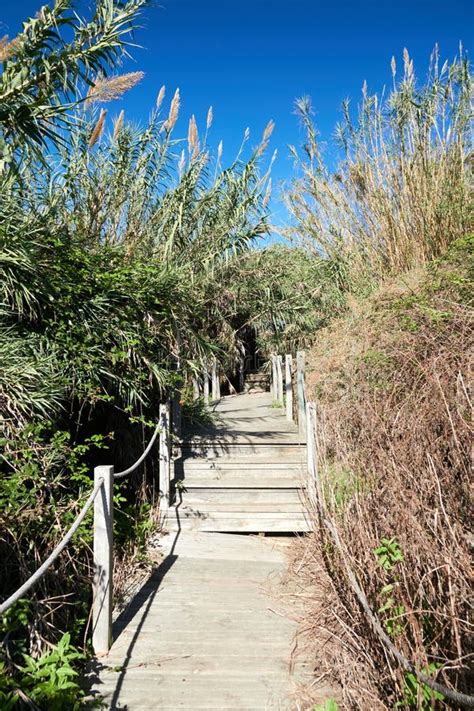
[114,423,161,480]
[0,479,104,616]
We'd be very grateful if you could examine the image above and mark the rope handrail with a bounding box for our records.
[0,478,104,616]
[114,422,161,480]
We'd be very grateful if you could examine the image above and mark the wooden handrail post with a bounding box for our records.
[172,390,182,440]
[159,402,170,510]
[285,354,293,421]
[92,465,114,656]
[277,355,284,405]
[296,350,306,439]
[203,359,209,403]
[211,360,220,401]
[306,402,321,507]
[306,402,316,503]
[271,354,277,399]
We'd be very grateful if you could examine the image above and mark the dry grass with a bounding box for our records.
[291,238,473,708]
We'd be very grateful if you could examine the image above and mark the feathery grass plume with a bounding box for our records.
[0,34,21,62]
[156,84,166,110]
[162,88,180,132]
[188,114,199,156]
[256,141,268,157]
[244,127,250,141]
[206,106,213,130]
[88,109,107,149]
[85,71,144,107]
[262,178,272,209]
[258,149,278,189]
[262,119,275,142]
[217,140,223,162]
[113,110,125,139]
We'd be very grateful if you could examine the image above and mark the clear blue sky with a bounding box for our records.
[1,0,472,228]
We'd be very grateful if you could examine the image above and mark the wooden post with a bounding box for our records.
[306,401,321,506]
[271,355,277,399]
[211,360,220,401]
[93,465,114,656]
[306,402,316,504]
[159,402,170,510]
[192,376,200,400]
[172,391,182,440]
[276,355,284,405]
[203,360,209,403]
[296,350,306,438]
[285,354,293,421]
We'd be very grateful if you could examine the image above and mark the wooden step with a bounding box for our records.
[181,488,304,504]
[179,468,304,481]
[181,456,305,471]
[165,507,311,533]
[177,477,305,489]
[181,442,303,458]
[176,502,305,513]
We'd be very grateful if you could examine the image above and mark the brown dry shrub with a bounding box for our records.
[293,236,473,709]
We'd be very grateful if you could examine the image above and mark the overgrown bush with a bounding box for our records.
[291,236,473,708]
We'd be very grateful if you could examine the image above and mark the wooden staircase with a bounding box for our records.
[166,392,310,533]
[243,369,269,393]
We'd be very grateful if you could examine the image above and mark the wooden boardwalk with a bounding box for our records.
[169,392,309,533]
[89,392,310,709]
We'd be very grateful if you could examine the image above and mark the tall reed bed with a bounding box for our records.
[286,47,472,295]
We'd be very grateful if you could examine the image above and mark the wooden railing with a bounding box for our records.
[192,358,222,402]
[270,350,306,439]
[0,396,180,657]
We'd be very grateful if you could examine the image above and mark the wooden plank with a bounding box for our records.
[177,502,305,513]
[92,465,114,656]
[180,477,306,491]
[159,402,170,509]
[296,350,306,439]
[182,489,303,503]
[168,517,311,533]
[285,354,293,422]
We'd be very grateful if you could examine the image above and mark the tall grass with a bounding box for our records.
[286,46,473,294]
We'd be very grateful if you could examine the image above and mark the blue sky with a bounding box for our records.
[1,0,472,228]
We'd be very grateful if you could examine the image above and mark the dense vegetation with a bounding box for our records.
[286,49,473,709]
[0,2,471,708]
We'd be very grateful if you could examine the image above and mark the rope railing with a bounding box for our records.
[0,478,104,616]
[305,402,474,708]
[114,423,161,479]
[0,397,179,657]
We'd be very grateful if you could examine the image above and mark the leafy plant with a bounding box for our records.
[374,537,404,571]
[396,664,444,709]
[0,633,85,710]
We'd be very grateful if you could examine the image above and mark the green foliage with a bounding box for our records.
[396,664,444,709]
[374,537,404,571]
[0,633,85,710]
[0,0,147,168]
[323,463,362,510]
[313,700,339,711]
[181,397,219,429]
